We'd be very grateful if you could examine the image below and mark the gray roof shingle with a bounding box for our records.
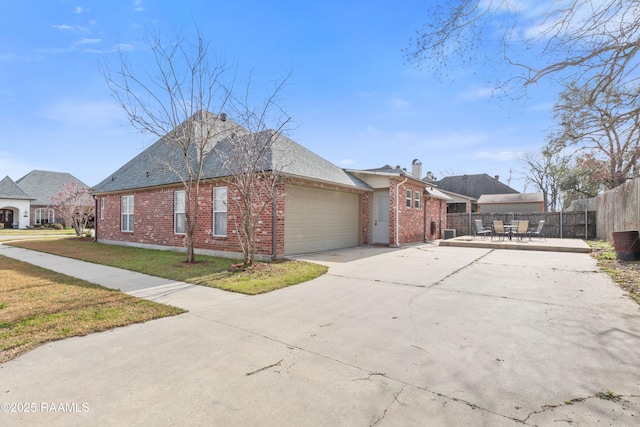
[0,176,32,200]
[92,112,371,194]
[478,193,544,204]
[435,174,519,199]
[16,170,88,205]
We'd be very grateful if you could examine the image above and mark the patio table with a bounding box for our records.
[504,224,518,240]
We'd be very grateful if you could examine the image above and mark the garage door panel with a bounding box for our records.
[284,185,359,255]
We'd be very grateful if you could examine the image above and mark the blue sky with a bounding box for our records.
[1,1,556,191]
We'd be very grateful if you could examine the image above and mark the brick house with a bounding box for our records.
[347,161,450,246]
[0,171,89,228]
[16,170,90,227]
[91,112,449,259]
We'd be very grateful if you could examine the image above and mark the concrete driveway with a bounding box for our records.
[1,243,639,426]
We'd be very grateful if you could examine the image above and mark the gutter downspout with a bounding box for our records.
[93,195,98,242]
[395,176,408,247]
[272,194,278,261]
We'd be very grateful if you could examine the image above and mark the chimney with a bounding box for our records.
[494,175,500,181]
[412,159,422,179]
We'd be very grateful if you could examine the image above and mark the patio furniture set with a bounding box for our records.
[474,219,545,241]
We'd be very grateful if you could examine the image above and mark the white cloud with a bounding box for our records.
[41,99,124,128]
[114,43,135,51]
[0,151,43,181]
[75,6,89,14]
[389,98,410,109]
[51,24,88,33]
[476,150,523,161]
[75,38,102,45]
[52,24,73,31]
[458,86,494,100]
[134,0,145,12]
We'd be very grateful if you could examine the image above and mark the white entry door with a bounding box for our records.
[373,193,390,244]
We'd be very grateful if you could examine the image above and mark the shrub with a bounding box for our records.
[0,223,4,229]
[52,223,64,230]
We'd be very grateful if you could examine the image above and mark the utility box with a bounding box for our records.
[444,229,456,240]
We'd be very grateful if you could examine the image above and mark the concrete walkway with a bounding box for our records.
[0,243,639,426]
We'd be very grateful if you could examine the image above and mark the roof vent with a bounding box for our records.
[219,112,227,122]
[494,175,500,181]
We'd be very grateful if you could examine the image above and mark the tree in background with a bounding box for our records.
[103,27,289,266]
[408,1,640,196]
[552,82,640,189]
[51,182,94,236]
[560,152,607,209]
[520,143,571,212]
[405,1,640,101]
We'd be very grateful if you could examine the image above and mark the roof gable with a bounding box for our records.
[0,176,32,200]
[16,170,88,205]
[435,174,519,199]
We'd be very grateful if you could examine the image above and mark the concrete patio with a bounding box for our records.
[439,236,592,253]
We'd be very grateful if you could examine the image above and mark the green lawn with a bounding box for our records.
[7,237,328,295]
[0,255,184,363]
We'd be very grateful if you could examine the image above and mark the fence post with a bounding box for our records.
[585,206,588,239]
[560,210,563,238]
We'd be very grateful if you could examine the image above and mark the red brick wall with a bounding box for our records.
[361,192,370,245]
[425,198,447,240]
[397,180,426,244]
[96,180,284,257]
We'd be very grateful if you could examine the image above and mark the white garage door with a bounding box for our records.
[284,185,359,255]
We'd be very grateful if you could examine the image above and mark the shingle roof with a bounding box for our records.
[435,174,519,199]
[16,170,88,205]
[92,112,371,194]
[477,192,544,204]
[0,176,32,200]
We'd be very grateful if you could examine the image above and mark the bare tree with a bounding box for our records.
[216,79,291,267]
[520,143,571,211]
[103,28,289,265]
[552,82,640,189]
[406,1,640,101]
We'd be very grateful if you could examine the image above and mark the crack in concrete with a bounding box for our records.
[369,385,406,426]
[192,312,538,424]
[521,393,640,424]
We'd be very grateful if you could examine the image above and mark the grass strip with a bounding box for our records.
[0,255,184,363]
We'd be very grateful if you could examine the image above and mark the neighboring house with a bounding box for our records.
[91,112,450,259]
[0,171,89,228]
[435,173,520,213]
[477,193,545,213]
[16,170,90,227]
[438,189,477,214]
[0,176,33,228]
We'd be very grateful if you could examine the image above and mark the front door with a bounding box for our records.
[0,209,14,228]
[373,193,390,244]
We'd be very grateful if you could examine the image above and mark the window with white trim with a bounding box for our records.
[35,208,55,225]
[414,191,421,209]
[174,190,186,234]
[100,198,105,220]
[121,195,134,232]
[213,187,227,236]
[405,189,412,208]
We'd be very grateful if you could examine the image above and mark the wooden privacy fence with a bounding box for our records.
[446,211,596,239]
